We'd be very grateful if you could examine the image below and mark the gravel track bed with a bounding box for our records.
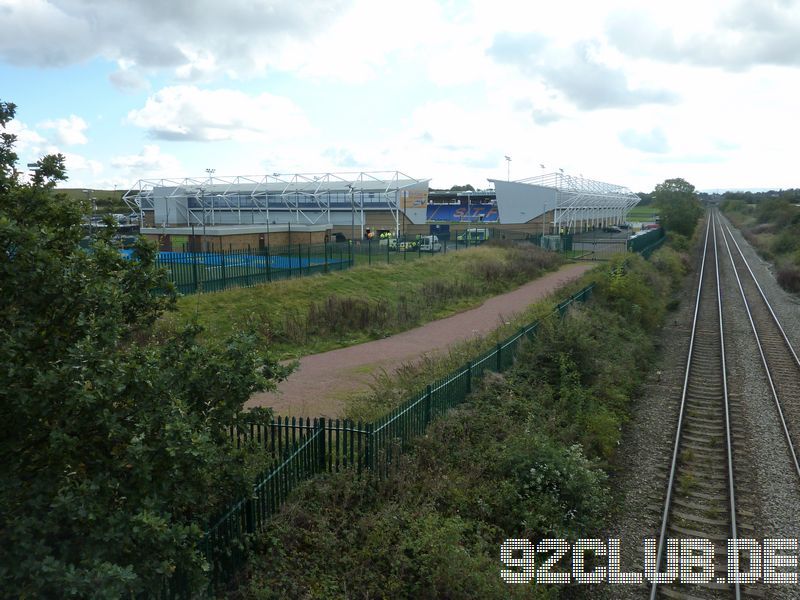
[720,216,800,599]
[579,217,800,599]
[717,216,800,600]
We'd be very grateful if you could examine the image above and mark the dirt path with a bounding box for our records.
[247,263,594,418]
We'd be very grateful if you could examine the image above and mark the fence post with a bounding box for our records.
[265,246,272,282]
[245,497,255,535]
[365,422,373,473]
[220,245,227,290]
[368,238,372,265]
[192,251,199,293]
[425,384,432,425]
[496,342,502,371]
[298,244,303,277]
[317,417,326,473]
[324,241,329,273]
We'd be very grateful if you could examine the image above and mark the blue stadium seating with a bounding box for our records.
[427,204,498,222]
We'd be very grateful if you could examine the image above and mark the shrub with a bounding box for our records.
[771,228,800,256]
[777,264,800,293]
[0,102,290,597]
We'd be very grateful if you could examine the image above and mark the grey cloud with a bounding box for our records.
[542,53,677,109]
[0,0,349,71]
[619,128,670,153]
[488,34,676,110]
[607,2,800,70]
[109,69,150,93]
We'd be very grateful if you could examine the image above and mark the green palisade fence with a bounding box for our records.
[190,283,595,594]
[152,242,354,296]
[144,226,664,298]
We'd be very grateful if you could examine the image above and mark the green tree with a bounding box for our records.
[0,102,290,597]
[652,177,703,237]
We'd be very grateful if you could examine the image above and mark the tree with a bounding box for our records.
[652,177,703,237]
[0,102,290,597]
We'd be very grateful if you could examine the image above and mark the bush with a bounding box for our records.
[777,264,800,293]
[0,101,290,597]
[771,227,800,255]
[756,198,794,225]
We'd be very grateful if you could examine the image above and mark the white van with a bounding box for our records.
[418,235,442,252]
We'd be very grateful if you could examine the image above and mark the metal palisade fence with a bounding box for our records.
[150,242,354,295]
[143,227,665,297]
[194,284,595,594]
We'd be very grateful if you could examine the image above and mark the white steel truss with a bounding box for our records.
[515,172,640,231]
[122,171,429,237]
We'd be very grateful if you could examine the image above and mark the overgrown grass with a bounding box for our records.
[160,244,564,358]
[721,199,800,293]
[233,247,688,599]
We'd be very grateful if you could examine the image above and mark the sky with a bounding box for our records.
[2,0,799,193]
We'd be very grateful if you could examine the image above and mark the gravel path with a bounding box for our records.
[247,263,594,418]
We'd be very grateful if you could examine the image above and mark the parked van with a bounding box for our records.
[418,235,442,252]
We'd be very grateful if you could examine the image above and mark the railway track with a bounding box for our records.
[648,211,800,599]
[650,213,743,600]
[718,215,800,481]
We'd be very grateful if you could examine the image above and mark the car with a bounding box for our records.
[602,226,623,233]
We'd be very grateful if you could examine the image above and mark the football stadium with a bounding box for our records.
[123,169,640,250]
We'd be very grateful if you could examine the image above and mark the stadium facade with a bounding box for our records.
[123,172,429,251]
[123,170,639,250]
[487,172,640,234]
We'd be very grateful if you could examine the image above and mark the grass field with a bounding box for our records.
[627,206,660,222]
[159,244,564,358]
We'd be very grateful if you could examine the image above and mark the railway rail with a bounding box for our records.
[648,211,800,599]
[718,216,800,481]
[650,212,741,600]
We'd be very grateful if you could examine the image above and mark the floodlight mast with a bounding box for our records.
[346,183,355,243]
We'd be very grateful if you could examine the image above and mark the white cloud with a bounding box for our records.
[39,115,88,145]
[127,86,314,142]
[6,118,47,154]
[111,144,182,178]
[62,152,103,177]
